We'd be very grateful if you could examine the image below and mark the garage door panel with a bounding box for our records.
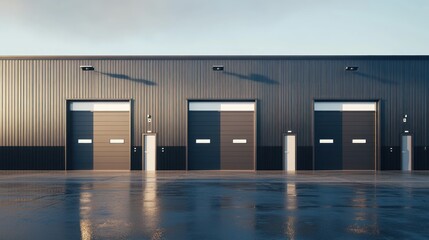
[187,155,219,170]
[343,112,375,118]
[93,146,130,151]
[94,151,130,157]
[188,111,221,170]
[314,111,342,170]
[69,161,93,170]
[70,113,93,119]
[221,114,253,119]
[188,129,220,133]
[342,111,375,170]
[70,125,94,131]
[220,111,254,170]
[343,127,374,132]
[220,126,254,131]
[221,154,253,159]
[93,112,129,116]
[94,163,129,170]
[71,153,93,159]
[221,145,254,151]
[314,149,342,170]
[91,131,130,136]
[93,156,129,162]
[222,163,253,169]
[70,144,93,149]
[189,119,221,122]
[71,122,95,127]
[94,146,129,151]
[69,111,94,170]
[220,114,254,122]
[93,125,129,131]
[221,135,254,140]
[220,143,254,148]
[92,121,129,126]
[93,137,129,142]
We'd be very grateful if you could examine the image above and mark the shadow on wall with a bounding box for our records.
[354,72,398,85]
[96,71,157,86]
[223,72,279,85]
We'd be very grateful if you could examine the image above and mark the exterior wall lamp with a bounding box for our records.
[345,66,359,71]
[80,65,95,71]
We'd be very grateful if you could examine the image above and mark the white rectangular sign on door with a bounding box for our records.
[319,139,334,144]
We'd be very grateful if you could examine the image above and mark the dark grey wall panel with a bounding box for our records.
[1,56,429,170]
[0,147,65,170]
[414,147,429,170]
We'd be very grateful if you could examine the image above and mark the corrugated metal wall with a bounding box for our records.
[1,56,429,170]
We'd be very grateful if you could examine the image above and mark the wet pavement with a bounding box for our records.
[1,171,429,240]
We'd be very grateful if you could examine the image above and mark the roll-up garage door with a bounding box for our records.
[188,102,256,170]
[68,101,131,170]
[314,102,377,170]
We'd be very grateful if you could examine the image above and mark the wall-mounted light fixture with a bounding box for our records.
[345,66,359,71]
[212,65,224,71]
[147,114,152,133]
[80,65,95,71]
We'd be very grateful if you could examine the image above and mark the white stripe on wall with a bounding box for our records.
[70,102,130,111]
[319,139,334,144]
[189,102,255,111]
[196,139,211,144]
[233,139,247,144]
[78,139,92,144]
[314,102,376,111]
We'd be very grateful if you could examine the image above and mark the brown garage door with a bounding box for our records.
[68,101,131,170]
[221,111,254,170]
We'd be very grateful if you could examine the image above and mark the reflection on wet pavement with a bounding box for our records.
[0,171,429,239]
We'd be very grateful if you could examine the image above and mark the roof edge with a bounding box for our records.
[0,55,429,60]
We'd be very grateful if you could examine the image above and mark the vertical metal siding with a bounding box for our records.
[1,56,429,170]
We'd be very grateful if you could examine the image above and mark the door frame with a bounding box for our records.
[400,133,414,170]
[142,133,157,171]
[65,99,133,170]
[186,99,258,171]
[312,99,381,171]
[283,132,297,171]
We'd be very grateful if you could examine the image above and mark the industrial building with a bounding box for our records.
[0,55,428,170]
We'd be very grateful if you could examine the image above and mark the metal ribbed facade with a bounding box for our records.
[1,56,429,170]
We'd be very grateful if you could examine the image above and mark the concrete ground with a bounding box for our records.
[1,171,429,240]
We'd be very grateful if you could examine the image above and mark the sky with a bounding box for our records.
[0,0,428,55]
